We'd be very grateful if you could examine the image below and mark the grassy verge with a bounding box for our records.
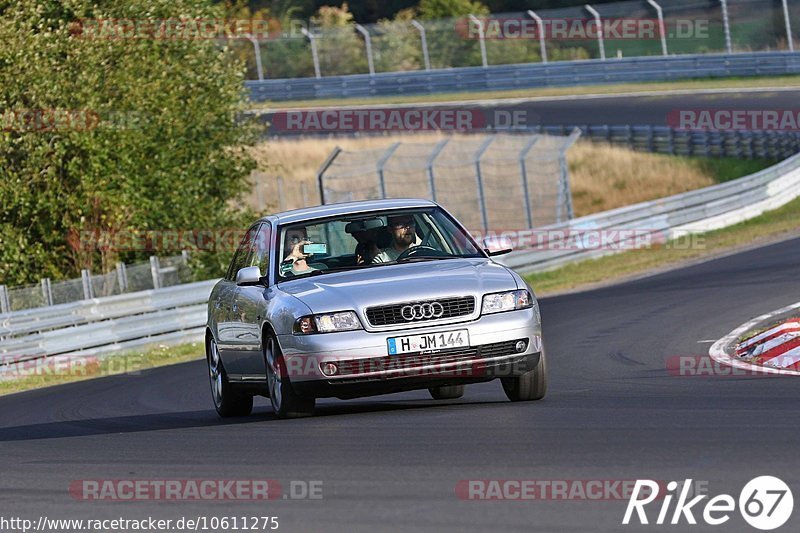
[253,75,800,109]
[0,342,204,396]
[525,196,800,296]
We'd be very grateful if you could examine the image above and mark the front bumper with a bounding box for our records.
[277,307,542,399]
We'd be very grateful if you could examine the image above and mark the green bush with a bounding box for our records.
[0,0,258,285]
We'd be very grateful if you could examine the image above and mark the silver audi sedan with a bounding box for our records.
[206,198,546,418]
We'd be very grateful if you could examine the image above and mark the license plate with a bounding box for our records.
[387,329,469,355]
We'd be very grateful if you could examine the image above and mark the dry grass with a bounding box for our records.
[247,135,765,217]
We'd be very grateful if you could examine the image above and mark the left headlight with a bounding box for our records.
[481,290,533,315]
[293,311,363,334]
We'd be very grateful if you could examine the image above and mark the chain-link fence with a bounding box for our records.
[242,0,799,80]
[314,132,580,233]
[0,254,193,313]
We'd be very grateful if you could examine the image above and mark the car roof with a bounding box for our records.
[260,198,438,226]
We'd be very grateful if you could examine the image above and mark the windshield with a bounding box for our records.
[276,207,484,280]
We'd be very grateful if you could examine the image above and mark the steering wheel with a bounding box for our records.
[395,245,449,261]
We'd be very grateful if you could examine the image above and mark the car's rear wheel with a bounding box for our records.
[501,348,547,402]
[265,333,315,419]
[207,336,253,417]
[428,385,465,400]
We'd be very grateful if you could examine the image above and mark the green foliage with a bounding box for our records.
[0,0,258,285]
[419,0,489,19]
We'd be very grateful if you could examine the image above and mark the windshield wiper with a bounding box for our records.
[395,255,458,264]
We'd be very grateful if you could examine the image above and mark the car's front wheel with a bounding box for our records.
[264,333,315,419]
[501,348,547,402]
[207,336,253,417]
[428,385,465,399]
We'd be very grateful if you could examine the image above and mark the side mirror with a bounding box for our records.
[236,266,264,286]
[482,236,514,257]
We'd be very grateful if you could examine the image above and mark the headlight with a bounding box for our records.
[293,311,363,334]
[481,290,533,315]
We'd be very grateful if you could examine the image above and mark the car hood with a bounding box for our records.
[278,258,517,315]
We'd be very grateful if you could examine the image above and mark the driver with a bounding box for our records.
[371,215,420,264]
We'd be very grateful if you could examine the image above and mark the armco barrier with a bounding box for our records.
[498,149,800,274]
[246,51,800,102]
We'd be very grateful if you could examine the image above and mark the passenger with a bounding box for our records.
[371,215,420,264]
[280,227,317,275]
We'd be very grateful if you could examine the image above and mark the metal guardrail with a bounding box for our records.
[0,280,217,366]
[498,149,800,274]
[246,51,800,102]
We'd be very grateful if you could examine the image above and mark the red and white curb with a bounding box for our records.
[710,301,800,376]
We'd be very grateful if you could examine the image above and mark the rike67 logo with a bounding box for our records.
[623,476,793,530]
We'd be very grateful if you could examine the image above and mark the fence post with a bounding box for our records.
[150,256,162,290]
[468,14,488,68]
[474,136,495,233]
[646,0,668,56]
[518,136,539,229]
[316,146,342,205]
[584,5,606,61]
[115,262,128,294]
[557,129,582,222]
[376,143,401,199]
[782,0,795,52]
[246,35,264,80]
[355,24,375,76]
[277,176,285,210]
[720,0,733,54]
[300,27,322,78]
[40,278,53,306]
[411,20,431,70]
[301,181,309,207]
[81,269,94,300]
[0,285,10,314]
[526,10,548,63]
[425,139,450,202]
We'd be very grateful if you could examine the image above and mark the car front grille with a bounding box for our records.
[366,296,476,327]
[333,339,526,377]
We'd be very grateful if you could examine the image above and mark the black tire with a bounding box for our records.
[264,333,315,419]
[501,348,547,402]
[207,336,253,417]
[428,385,465,400]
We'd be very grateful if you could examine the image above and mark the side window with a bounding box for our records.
[249,223,272,276]
[226,224,259,281]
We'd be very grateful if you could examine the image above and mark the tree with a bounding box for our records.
[0,0,257,286]
[419,0,489,19]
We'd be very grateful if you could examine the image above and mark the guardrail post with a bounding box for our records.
[425,139,450,202]
[411,20,431,70]
[376,143,401,199]
[720,0,733,54]
[355,24,375,76]
[518,136,539,228]
[40,278,53,306]
[150,256,162,290]
[246,35,264,80]
[474,135,495,232]
[300,27,322,78]
[81,269,94,300]
[468,14,488,68]
[646,0,668,56]
[584,5,606,61]
[0,285,10,314]
[316,146,342,205]
[526,10,548,63]
[782,0,795,52]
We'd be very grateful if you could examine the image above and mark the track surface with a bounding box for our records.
[260,89,800,135]
[1,237,799,532]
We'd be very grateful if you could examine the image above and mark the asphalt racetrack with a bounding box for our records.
[1,236,799,532]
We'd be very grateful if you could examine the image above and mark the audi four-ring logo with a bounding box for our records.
[401,302,445,321]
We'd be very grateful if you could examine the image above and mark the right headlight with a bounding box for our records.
[481,289,533,315]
